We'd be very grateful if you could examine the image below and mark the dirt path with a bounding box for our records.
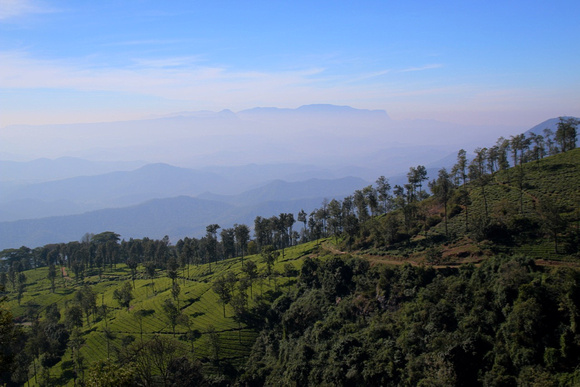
[322,242,580,270]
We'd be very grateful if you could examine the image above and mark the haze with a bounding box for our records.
[1,0,580,248]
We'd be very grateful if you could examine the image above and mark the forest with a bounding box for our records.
[0,117,579,386]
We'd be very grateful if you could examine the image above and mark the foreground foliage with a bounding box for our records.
[242,255,580,386]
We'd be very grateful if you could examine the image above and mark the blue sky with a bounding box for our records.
[1,0,579,127]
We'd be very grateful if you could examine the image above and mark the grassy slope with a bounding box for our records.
[426,148,580,261]
[336,149,579,265]
[5,241,321,385]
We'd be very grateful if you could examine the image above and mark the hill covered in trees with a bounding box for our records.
[0,117,579,386]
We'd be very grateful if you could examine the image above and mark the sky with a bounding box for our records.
[1,0,579,128]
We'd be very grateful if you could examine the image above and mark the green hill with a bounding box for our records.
[341,148,580,266]
[1,241,321,385]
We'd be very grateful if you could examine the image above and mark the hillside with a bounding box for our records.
[1,136,579,386]
[337,148,580,267]
[1,235,347,385]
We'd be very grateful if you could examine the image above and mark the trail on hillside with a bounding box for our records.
[322,242,580,269]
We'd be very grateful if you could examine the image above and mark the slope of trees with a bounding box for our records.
[241,255,580,386]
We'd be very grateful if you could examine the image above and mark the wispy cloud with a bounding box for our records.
[131,56,204,69]
[0,0,51,20]
[347,69,391,83]
[398,64,443,73]
[0,50,326,103]
[102,39,186,47]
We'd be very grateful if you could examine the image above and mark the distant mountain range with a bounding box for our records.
[0,108,576,249]
[0,177,368,248]
[0,104,516,174]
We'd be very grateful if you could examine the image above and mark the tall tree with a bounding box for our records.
[353,189,369,222]
[375,176,392,214]
[241,260,258,299]
[414,165,429,199]
[543,128,557,155]
[469,147,491,219]
[429,168,454,237]
[205,224,220,273]
[212,273,236,317]
[327,199,343,241]
[261,245,279,279]
[364,185,380,216]
[234,223,250,266]
[126,257,138,289]
[162,298,182,334]
[555,117,578,152]
[297,210,308,240]
[47,263,57,293]
[220,228,236,259]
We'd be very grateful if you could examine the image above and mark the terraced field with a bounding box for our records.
[4,240,321,385]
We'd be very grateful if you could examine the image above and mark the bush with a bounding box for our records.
[426,216,441,228]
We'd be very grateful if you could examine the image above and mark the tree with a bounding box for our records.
[212,273,236,317]
[206,224,220,272]
[543,128,557,155]
[327,199,343,241]
[555,117,578,152]
[48,263,57,293]
[0,285,25,384]
[65,304,84,330]
[353,189,368,222]
[234,223,250,266]
[162,298,181,334]
[171,281,181,308]
[375,176,392,214]
[429,168,454,237]
[144,261,156,295]
[364,185,380,216]
[297,209,308,240]
[69,327,86,384]
[147,335,178,386]
[283,213,295,247]
[231,282,249,320]
[539,198,567,254]
[126,257,138,289]
[16,272,26,305]
[87,359,137,387]
[166,257,178,284]
[241,260,258,299]
[205,325,221,364]
[469,147,491,219]
[113,282,134,309]
[456,188,472,232]
[45,303,61,324]
[77,284,97,325]
[496,137,511,173]
[220,227,236,259]
[261,245,280,279]
[277,213,294,258]
[414,165,429,199]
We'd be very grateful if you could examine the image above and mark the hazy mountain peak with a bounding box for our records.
[238,104,390,119]
[296,104,390,117]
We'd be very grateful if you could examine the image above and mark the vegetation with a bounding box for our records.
[242,255,580,386]
[0,118,578,385]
